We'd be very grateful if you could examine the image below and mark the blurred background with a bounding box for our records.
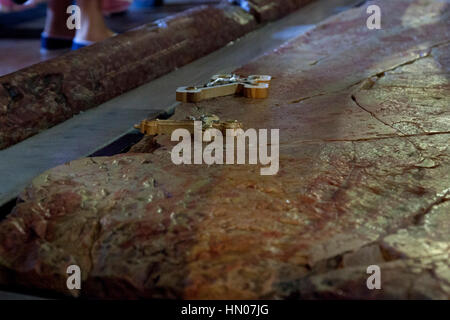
[0,0,220,76]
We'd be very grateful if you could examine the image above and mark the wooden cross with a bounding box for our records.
[176,74,271,103]
[135,115,243,136]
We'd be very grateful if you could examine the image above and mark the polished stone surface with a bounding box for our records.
[1,0,448,299]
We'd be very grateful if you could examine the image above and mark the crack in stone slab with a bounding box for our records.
[413,189,450,225]
[289,40,450,106]
[289,93,326,104]
[350,94,426,161]
[348,40,450,92]
[284,131,450,145]
[350,94,404,133]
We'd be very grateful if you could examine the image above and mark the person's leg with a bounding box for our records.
[44,0,75,39]
[75,0,114,43]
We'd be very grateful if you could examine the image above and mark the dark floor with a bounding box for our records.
[0,1,218,77]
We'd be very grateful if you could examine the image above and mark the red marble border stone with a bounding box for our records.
[239,0,315,22]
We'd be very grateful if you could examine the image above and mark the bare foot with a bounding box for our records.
[74,26,115,43]
[74,0,115,43]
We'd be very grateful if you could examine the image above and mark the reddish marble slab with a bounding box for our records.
[0,0,449,299]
